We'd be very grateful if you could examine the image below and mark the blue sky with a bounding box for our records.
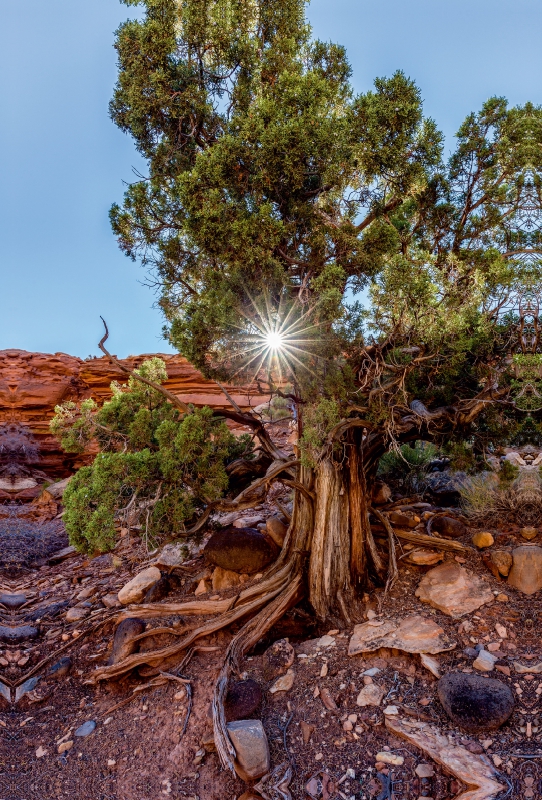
[2,0,542,357]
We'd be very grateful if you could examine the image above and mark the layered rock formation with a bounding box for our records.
[0,349,267,492]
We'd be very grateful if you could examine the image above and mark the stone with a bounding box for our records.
[203,527,278,574]
[521,527,538,541]
[420,653,441,678]
[58,741,73,754]
[14,677,38,702]
[383,705,399,715]
[194,578,211,595]
[405,549,443,566]
[269,669,294,694]
[226,720,270,781]
[472,531,494,549]
[233,515,265,529]
[266,516,288,548]
[415,763,434,778]
[262,639,295,680]
[0,625,38,642]
[514,661,542,674]
[386,717,505,799]
[375,751,404,765]
[225,679,263,721]
[75,720,96,737]
[46,656,72,680]
[490,550,513,577]
[65,607,89,623]
[425,471,467,505]
[415,562,493,618]
[117,566,161,605]
[35,746,47,758]
[154,543,186,569]
[356,683,385,707]
[389,511,419,528]
[507,546,542,595]
[46,476,71,499]
[437,673,515,732]
[473,650,497,672]
[211,566,244,591]
[102,593,121,609]
[430,516,467,539]
[348,614,455,657]
[372,481,392,505]
[496,593,509,602]
[0,593,26,609]
[142,575,170,603]
[108,617,145,665]
[76,586,96,601]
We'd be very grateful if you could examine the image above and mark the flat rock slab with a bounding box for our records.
[415,562,493,618]
[348,615,455,657]
[0,625,38,643]
[386,716,505,799]
[507,545,542,595]
[437,672,515,732]
[0,593,26,609]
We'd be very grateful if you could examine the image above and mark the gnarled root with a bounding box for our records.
[212,571,304,773]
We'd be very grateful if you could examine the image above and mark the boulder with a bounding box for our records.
[225,679,263,721]
[437,672,514,732]
[203,527,278,574]
[226,720,270,781]
[472,531,494,549]
[507,546,542,595]
[265,516,288,548]
[117,566,161,605]
[389,511,419,528]
[348,615,455,657]
[108,617,145,665]
[154,543,186,570]
[426,471,467,505]
[415,562,493,618]
[490,550,513,577]
[430,516,467,539]
[46,477,71,500]
[262,639,295,680]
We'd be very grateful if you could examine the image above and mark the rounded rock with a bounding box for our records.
[203,527,278,574]
[472,531,494,549]
[225,679,263,721]
[75,720,96,738]
[437,672,514,732]
[430,517,467,539]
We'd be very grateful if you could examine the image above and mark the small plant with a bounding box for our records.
[499,459,519,487]
[377,441,439,493]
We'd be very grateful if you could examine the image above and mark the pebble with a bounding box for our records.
[58,741,73,754]
[496,593,509,602]
[472,531,494,549]
[375,752,404,766]
[383,705,399,716]
[415,763,434,778]
[75,720,96,737]
[269,669,295,694]
[356,683,384,707]
[473,650,498,672]
[35,746,47,758]
[362,667,381,677]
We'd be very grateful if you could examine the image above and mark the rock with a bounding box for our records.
[0,593,26,609]
[0,625,38,642]
[389,511,419,528]
[415,763,434,778]
[15,677,39,702]
[0,681,11,703]
[425,471,467,505]
[266,516,288,548]
[102,593,121,609]
[47,545,77,564]
[514,661,542,674]
[154,542,186,569]
[117,566,161,605]
[383,705,399,715]
[233,515,265,528]
[203,527,278,574]
[57,741,73,754]
[473,650,497,672]
[375,751,404,765]
[225,679,263,721]
[269,669,294,694]
[262,639,295,680]
[108,617,145,665]
[348,614,455,656]
[356,683,385,707]
[490,550,513,577]
[46,476,71,499]
[75,720,96,737]
[521,526,538,541]
[420,653,441,677]
[405,549,443,566]
[372,481,392,505]
[496,592,509,602]
[76,586,96,601]
[472,531,494,549]
[386,716,505,798]
[65,607,89,623]
[317,634,336,648]
[507,546,542,595]
[226,720,270,781]
[46,656,72,680]
[35,746,47,758]
[211,566,244,591]
[143,575,170,603]
[415,562,493,618]
[430,516,467,539]
[194,578,211,595]
[437,672,515,732]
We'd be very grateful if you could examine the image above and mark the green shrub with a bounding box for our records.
[52,359,253,553]
[377,441,439,493]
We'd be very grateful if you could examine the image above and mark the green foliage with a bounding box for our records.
[300,399,341,468]
[377,441,438,493]
[53,359,253,553]
[441,441,478,474]
[500,459,519,487]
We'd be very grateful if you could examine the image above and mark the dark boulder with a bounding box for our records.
[143,575,171,603]
[0,625,38,643]
[430,516,467,539]
[438,672,514,732]
[204,527,278,574]
[0,593,26,610]
[108,617,146,666]
[225,679,263,721]
[426,471,467,506]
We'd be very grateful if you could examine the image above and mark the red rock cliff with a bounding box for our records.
[0,349,267,481]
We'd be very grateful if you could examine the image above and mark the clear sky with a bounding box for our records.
[2,0,542,357]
